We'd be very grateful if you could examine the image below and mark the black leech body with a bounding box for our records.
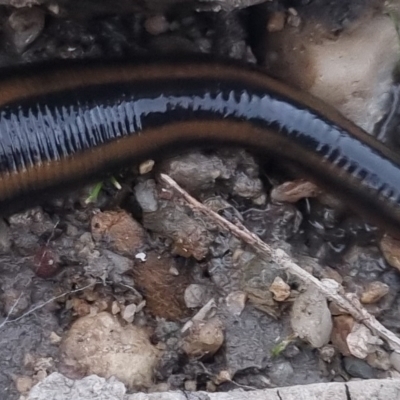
[0,58,399,236]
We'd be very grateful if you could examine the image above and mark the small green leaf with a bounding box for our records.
[85,182,103,204]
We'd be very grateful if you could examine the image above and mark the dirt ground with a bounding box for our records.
[1,0,400,399]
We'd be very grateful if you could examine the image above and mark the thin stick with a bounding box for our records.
[160,173,400,352]
[0,281,95,329]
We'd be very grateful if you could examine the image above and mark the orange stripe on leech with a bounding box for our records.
[0,121,255,200]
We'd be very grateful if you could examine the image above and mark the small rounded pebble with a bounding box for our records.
[32,246,60,278]
[182,317,224,359]
[139,159,155,174]
[15,376,33,394]
[91,210,146,256]
[343,356,376,379]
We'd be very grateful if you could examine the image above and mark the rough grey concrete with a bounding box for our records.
[27,373,400,400]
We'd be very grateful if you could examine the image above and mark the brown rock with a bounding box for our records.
[271,179,321,203]
[91,210,146,256]
[133,252,191,320]
[380,234,400,271]
[182,317,224,359]
[331,315,355,356]
[32,245,60,278]
[360,281,389,304]
[267,11,285,33]
[70,298,91,317]
[329,302,349,316]
[143,204,213,260]
[269,276,291,301]
[321,266,343,284]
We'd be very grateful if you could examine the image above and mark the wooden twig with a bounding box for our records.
[160,173,400,352]
[0,281,96,329]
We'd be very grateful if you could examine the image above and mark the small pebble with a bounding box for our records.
[91,210,146,256]
[360,281,389,304]
[206,381,217,392]
[8,7,44,52]
[268,361,294,386]
[287,7,301,27]
[366,349,391,371]
[267,11,285,32]
[135,252,147,262]
[145,15,169,35]
[122,303,137,323]
[346,323,382,359]
[380,234,400,271]
[214,370,232,385]
[319,345,336,363]
[14,376,33,394]
[321,266,343,284]
[32,246,60,278]
[184,380,197,391]
[343,356,376,379]
[139,159,155,174]
[134,179,159,212]
[184,284,214,309]
[111,301,121,315]
[271,179,320,203]
[331,315,354,356]
[182,317,224,359]
[269,276,290,301]
[225,291,247,316]
[291,285,332,348]
[49,332,62,345]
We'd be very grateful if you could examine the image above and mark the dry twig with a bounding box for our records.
[0,281,96,329]
[160,173,400,352]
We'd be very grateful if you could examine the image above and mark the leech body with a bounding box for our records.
[0,57,400,236]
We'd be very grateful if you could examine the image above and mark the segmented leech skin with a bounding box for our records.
[0,57,399,236]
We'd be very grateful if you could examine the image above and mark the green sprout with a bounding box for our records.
[85,182,104,204]
[271,334,297,358]
[84,176,122,204]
